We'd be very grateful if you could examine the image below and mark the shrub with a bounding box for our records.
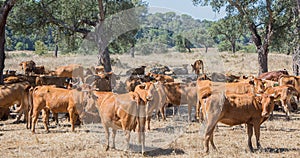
[34,40,48,55]
[14,42,24,50]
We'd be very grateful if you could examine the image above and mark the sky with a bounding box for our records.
[145,0,226,21]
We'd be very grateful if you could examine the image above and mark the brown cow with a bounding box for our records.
[53,64,84,81]
[31,86,93,133]
[201,90,275,153]
[191,59,204,76]
[134,82,167,130]
[125,75,142,92]
[257,70,289,81]
[35,76,71,88]
[19,60,36,75]
[264,85,298,120]
[95,91,146,154]
[150,73,174,83]
[0,81,31,128]
[84,72,116,91]
[126,66,146,76]
[33,65,45,75]
[196,78,265,121]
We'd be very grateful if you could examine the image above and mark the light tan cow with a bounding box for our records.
[95,91,146,154]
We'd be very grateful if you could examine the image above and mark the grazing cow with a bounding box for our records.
[264,85,298,120]
[0,81,31,128]
[53,64,84,81]
[257,70,289,81]
[31,86,93,133]
[19,60,36,75]
[126,66,146,76]
[201,90,275,153]
[35,76,71,88]
[191,59,204,76]
[95,91,146,154]
[134,82,167,130]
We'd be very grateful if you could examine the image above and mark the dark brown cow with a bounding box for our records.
[35,76,71,88]
[257,70,289,81]
[33,65,45,75]
[85,72,116,91]
[95,91,146,154]
[191,59,204,76]
[19,60,36,75]
[125,75,142,92]
[201,90,275,153]
[126,66,146,76]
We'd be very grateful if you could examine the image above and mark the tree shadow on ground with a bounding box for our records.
[261,147,300,153]
[144,148,185,157]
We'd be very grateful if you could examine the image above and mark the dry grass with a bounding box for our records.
[1,49,299,157]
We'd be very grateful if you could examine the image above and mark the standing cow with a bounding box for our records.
[191,59,204,76]
[95,91,146,154]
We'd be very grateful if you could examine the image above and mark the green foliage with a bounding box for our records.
[14,42,25,50]
[34,40,48,55]
[240,44,256,53]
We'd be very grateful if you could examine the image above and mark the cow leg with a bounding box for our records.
[103,125,110,151]
[111,129,116,149]
[160,106,166,121]
[188,103,192,122]
[203,114,219,153]
[146,116,151,131]
[42,109,50,133]
[281,99,291,120]
[52,113,59,126]
[209,132,217,151]
[31,107,40,134]
[124,130,131,152]
[254,123,261,150]
[247,123,254,152]
[68,109,75,132]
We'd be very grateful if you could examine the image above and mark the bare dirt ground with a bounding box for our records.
[1,49,299,157]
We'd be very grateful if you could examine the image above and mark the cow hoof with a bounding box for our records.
[103,144,109,151]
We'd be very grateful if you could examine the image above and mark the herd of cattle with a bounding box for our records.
[0,59,299,155]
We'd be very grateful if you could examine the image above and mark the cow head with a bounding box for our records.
[257,93,275,117]
[249,78,265,93]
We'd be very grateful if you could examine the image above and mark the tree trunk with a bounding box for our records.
[96,0,112,72]
[257,44,268,75]
[98,47,112,72]
[231,40,236,54]
[130,44,135,58]
[54,45,58,57]
[205,46,208,53]
[0,0,17,85]
[293,0,300,75]
[0,26,5,85]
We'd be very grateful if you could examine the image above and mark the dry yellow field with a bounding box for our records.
[1,49,299,157]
